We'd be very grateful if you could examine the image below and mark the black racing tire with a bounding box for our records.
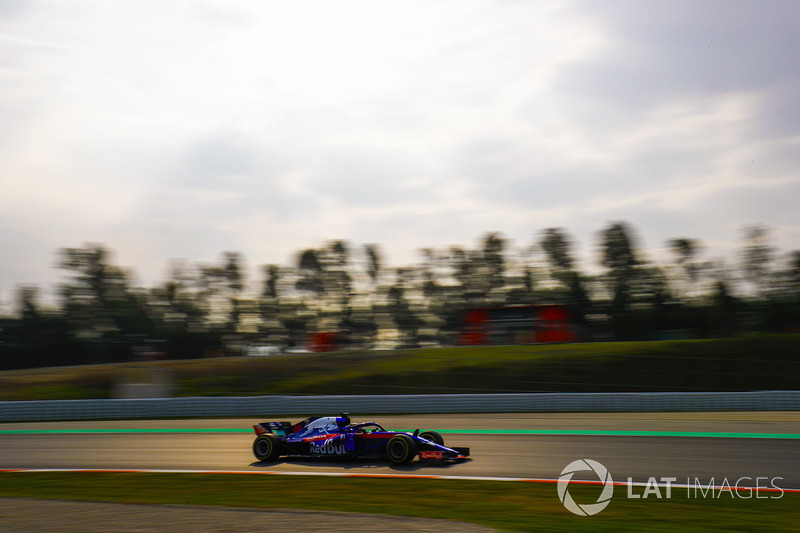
[253,434,282,462]
[419,430,444,446]
[387,434,418,465]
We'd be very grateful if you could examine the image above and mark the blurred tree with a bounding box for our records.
[540,228,590,317]
[599,222,639,316]
[420,248,445,301]
[668,238,699,272]
[326,240,354,342]
[223,252,243,293]
[0,285,82,369]
[8,224,800,370]
[147,261,218,359]
[326,240,353,309]
[255,264,285,344]
[541,228,574,271]
[298,249,322,271]
[197,264,225,306]
[58,244,151,362]
[645,266,671,308]
[261,265,280,300]
[447,234,508,306]
[295,249,324,295]
[782,250,800,330]
[329,240,349,267]
[352,244,383,348]
[482,232,506,294]
[710,280,742,336]
[449,247,475,303]
[741,225,774,297]
[788,251,800,295]
[161,260,208,330]
[294,241,356,342]
[17,285,40,323]
[278,301,313,349]
[504,266,537,305]
[757,250,800,333]
[387,281,422,347]
[667,238,702,300]
[222,252,244,333]
[364,244,381,285]
[414,247,450,345]
[194,255,245,338]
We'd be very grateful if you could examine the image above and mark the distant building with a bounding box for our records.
[459,304,577,345]
[308,331,340,352]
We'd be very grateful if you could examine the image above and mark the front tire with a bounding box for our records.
[419,430,444,446]
[253,434,282,462]
[387,434,418,464]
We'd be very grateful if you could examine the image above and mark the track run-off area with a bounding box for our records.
[2,412,799,490]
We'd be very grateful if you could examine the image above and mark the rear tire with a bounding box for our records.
[253,434,282,462]
[419,430,444,446]
[386,434,418,464]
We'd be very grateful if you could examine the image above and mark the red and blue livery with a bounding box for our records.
[252,413,470,464]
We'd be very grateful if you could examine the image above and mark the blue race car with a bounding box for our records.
[252,413,470,464]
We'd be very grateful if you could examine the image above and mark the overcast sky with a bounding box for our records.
[2,0,799,309]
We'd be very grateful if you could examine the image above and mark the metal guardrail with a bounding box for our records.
[1,391,799,422]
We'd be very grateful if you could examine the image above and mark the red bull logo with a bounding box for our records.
[310,436,346,455]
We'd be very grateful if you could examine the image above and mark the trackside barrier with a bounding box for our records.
[1,391,799,422]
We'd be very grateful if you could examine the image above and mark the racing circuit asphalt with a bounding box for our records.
[2,413,799,487]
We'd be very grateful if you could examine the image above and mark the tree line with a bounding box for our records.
[1,222,799,370]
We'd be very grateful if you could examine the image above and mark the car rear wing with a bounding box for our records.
[253,421,293,436]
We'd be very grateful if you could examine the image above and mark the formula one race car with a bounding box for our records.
[252,413,470,464]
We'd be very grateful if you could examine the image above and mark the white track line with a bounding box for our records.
[1,468,798,493]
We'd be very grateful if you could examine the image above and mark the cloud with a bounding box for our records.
[554,1,800,142]
[1,1,799,308]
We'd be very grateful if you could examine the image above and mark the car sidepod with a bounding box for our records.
[303,433,353,458]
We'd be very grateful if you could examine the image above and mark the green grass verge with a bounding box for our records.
[0,473,797,532]
[1,335,799,400]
